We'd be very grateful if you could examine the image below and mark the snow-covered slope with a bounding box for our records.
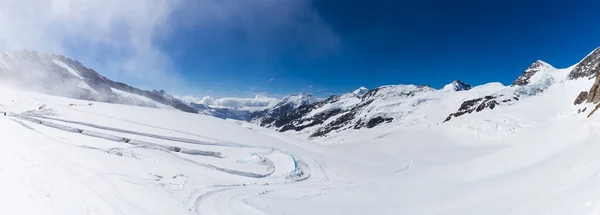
[251,82,493,138]
[2,56,600,214]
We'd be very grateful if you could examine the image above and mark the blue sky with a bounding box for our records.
[1,0,600,98]
[157,0,600,98]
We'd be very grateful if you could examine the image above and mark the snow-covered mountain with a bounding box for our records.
[247,46,600,140]
[442,80,472,91]
[250,84,450,138]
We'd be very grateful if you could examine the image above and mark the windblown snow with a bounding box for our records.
[53,59,84,79]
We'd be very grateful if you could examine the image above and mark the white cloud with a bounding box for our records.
[178,95,280,111]
[266,78,275,83]
[0,0,337,95]
[0,0,185,87]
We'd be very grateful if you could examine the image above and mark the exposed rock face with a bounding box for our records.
[310,99,375,138]
[250,93,318,127]
[575,91,589,105]
[583,75,600,118]
[568,47,600,80]
[444,95,514,122]
[568,48,600,118]
[588,76,600,103]
[511,60,553,86]
[365,116,394,128]
[251,85,433,138]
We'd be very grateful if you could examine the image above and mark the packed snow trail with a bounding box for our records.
[0,92,321,214]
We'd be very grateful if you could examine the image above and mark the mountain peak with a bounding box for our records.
[511,60,555,86]
[529,60,554,70]
[352,87,369,97]
[442,80,472,92]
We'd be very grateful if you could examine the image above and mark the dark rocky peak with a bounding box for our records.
[568,47,600,80]
[512,60,554,86]
[442,80,472,91]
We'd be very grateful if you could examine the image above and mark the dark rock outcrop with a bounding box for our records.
[254,94,348,134]
[444,94,515,122]
[574,91,589,105]
[588,76,600,104]
[250,93,317,127]
[365,117,394,128]
[310,100,375,138]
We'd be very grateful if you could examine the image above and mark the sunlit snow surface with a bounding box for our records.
[1,65,600,214]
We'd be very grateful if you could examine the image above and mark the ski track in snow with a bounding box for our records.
[6,109,316,215]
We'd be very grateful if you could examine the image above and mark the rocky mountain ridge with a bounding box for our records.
[251,46,600,138]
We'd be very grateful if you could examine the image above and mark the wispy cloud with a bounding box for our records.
[0,0,338,96]
[0,0,186,88]
[266,78,275,83]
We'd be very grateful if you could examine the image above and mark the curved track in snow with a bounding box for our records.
[9,111,317,215]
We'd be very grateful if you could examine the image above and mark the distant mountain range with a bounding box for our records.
[3,47,600,139]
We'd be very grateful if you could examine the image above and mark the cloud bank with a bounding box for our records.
[179,95,281,111]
